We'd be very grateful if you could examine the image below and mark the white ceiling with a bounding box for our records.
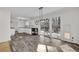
[0,7,64,19]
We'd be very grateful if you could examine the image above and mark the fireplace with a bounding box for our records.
[31,28,38,35]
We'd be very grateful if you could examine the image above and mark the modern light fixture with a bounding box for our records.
[35,7,44,25]
[39,7,43,20]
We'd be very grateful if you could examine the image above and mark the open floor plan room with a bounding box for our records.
[0,7,79,52]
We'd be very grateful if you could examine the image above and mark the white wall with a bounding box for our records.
[48,8,79,44]
[0,10,10,42]
[59,8,79,44]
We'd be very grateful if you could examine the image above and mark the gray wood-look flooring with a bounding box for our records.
[10,33,79,52]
